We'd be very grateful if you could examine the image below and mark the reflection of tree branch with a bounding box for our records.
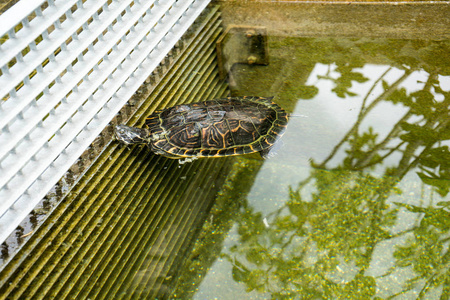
[356,141,406,170]
[418,273,439,300]
[418,260,450,300]
[319,69,413,169]
[360,67,392,111]
[387,227,417,242]
[388,71,448,179]
[441,236,450,244]
[385,286,416,300]
[365,227,419,278]
[394,114,450,179]
[359,180,401,273]
[354,111,411,170]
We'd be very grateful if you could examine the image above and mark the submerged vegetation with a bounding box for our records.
[173,37,450,299]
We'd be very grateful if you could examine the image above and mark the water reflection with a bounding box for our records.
[173,38,450,299]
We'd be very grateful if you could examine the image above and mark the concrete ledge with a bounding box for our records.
[217,1,450,40]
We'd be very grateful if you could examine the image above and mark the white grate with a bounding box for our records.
[0,0,211,244]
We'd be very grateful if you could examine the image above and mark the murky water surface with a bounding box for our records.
[174,36,450,299]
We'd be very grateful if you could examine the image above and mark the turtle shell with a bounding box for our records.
[145,96,288,158]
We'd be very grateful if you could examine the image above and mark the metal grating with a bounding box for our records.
[0,5,230,298]
[0,0,211,245]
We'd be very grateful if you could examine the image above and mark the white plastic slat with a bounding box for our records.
[0,0,77,69]
[0,0,211,244]
[0,0,116,129]
[0,0,177,211]
[0,0,159,164]
[0,0,45,38]
[0,0,175,196]
[0,0,106,99]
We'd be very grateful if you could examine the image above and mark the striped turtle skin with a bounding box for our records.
[115,96,288,159]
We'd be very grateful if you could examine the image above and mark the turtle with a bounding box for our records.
[114,96,289,163]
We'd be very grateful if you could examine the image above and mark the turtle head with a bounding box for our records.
[114,124,150,145]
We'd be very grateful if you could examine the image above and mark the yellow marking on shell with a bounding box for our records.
[224,119,236,146]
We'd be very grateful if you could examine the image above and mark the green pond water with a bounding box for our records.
[172,37,450,299]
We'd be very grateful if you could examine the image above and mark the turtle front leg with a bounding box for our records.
[178,156,199,165]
